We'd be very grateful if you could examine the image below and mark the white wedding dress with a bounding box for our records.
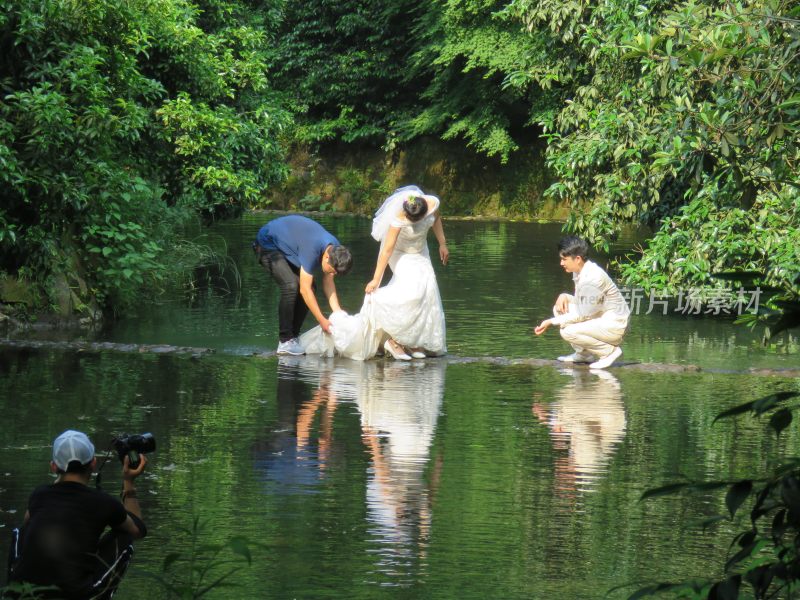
[300,188,447,360]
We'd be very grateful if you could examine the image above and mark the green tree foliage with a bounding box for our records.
[0,0,290,312]
[270,0,421,144]
[506,0,800,300]
[401,0,551,161]
[271,0,548,161]
[3,0,798,315]
[272,0,798,306]
[146,516,255,599]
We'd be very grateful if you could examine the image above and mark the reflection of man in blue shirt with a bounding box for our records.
[256,216,353,355]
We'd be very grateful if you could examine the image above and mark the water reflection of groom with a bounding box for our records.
[532,369,625,496]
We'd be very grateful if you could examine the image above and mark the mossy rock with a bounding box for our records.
[0,276,36,305]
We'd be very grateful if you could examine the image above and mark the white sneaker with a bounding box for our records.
[277,338,305,356]
[589,347,622,369]
[557,351,594,363]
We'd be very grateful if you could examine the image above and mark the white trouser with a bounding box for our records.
[553,304,627,358]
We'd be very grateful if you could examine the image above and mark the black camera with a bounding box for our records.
[112,433,156,469]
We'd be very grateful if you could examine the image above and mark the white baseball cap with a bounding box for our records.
[52,430,95,471]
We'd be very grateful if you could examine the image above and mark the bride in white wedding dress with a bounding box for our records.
[299,185,449,360]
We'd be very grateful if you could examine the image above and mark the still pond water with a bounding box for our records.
[1,214,798,599]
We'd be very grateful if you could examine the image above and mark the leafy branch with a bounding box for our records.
[631,391,800,599]
[143,516,256,600]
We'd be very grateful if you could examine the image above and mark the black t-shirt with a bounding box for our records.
[11,482,128,598]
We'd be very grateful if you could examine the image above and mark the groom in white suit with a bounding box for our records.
[534,236,630,369]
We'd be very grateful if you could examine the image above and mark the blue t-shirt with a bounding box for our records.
[256,215,339,274]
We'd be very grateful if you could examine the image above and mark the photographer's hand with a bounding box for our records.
[123,454,146,482]
[120,455,146,531]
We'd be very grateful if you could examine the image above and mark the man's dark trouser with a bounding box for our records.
[260,250,313,342]
[7,528,134,599]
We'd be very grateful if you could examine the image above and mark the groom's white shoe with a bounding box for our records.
[589,347,622,370]
[557,351,594,363]
[384,340,411,361]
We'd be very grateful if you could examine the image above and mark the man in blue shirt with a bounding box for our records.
[255,215,353,355]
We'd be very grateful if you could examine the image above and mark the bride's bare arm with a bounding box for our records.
[432,212,449,265]
[366,225,400,293]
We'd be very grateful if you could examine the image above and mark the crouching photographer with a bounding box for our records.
[6,430,151,599]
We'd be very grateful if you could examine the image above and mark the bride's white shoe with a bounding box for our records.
[384,340,411,361]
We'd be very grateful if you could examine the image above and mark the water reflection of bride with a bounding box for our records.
[356,360,445,579]
[532,369,626,494]
[261,356,446,581]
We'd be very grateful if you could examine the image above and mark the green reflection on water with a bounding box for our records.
[1,349,799,599]
[4,215,797,598]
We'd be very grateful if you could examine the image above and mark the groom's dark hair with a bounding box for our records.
[558,236,590,259]
[328,245,353,275]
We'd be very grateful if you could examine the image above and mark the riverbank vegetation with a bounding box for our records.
[0,0,797,321]
[0,0,290,318]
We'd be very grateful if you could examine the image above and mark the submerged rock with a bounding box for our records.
[0,339,215,357]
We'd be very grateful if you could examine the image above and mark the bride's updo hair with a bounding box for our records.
[402,195,428,222]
